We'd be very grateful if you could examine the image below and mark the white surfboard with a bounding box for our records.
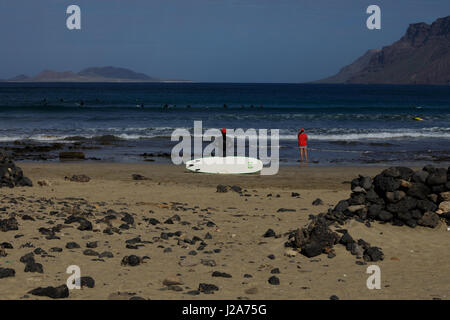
[186,156,263,174]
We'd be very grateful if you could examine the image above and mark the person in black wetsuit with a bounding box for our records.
[221,128,227,157]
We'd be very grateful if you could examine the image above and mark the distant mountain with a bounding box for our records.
[317,15,450,85]
[6,66,185,82]
[78,66,153,81]
[32,70,79,82]
[8,74,31,81]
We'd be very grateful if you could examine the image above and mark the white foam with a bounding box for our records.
[0,127,449,142]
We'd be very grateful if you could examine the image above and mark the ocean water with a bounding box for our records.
[0,82,450,166]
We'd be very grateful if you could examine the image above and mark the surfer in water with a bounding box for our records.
[221,128,227,157]
[298,128,308,162]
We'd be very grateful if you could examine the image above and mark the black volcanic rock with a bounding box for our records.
[427,169,447,186]
[412,170,429,184]
[198,283,219,294]
[339,232,354,246]
[312,198,324,206]
[363,247,384,262]
[0,217,19,232]
[407,183,431,199]
[29,285,69,299]
[292,215,339,258]
[0,268,15,279]
[79,276,95,288]
[378,210,393,221]
[66,242,81,249]
[301,242,323,258]
[268,276,280,285]
[333,200,349,213]
[286,165,448,262]
[327,165,448,229]
[0,153,33,188]
[64,215,93,231]
[373,175,401,193]
[263,229,276,238]
[418,211,440,228]
[212,271,232,278]
[24,259,44,273]
[216,185,228,193]
[121,255,141,266]
[318,15,450,85]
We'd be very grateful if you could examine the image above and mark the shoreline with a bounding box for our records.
[4,134,450,166]
[18,162,415,190]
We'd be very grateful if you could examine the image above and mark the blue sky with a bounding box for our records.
[0,0,449,82]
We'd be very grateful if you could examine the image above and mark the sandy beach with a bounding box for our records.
[0,162,448,300]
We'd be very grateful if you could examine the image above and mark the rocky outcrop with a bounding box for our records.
[0,153,32,188]
[318,15,450,85]
[326,165,449,228]
[286,165,449,259]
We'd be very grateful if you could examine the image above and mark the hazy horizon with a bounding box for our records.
[1,0,450,83]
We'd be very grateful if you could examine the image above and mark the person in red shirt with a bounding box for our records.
[297,128,308,162]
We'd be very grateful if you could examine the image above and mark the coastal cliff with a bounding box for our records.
[318,15,450,85]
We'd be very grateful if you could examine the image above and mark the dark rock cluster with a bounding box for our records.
[121,255,143,266]
[286,166,450,260]
[28,285,69,299]
[0,217,19,232]
[79,276,95,288]
[0,268,15,279]
[287,211,384,261]
[0,153,32,188]
[198,283,219,294]
[290,215,339,258]
[0,193,231,299]
[132,174,149,180]
[65,174,90,183]
[326,166,449,228]
[64,215,93,231]
[216,185,243,193]
[20,252,44,273]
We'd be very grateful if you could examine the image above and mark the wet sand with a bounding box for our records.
[0,163,448,300]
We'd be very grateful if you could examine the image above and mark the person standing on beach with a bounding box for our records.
[221,128,227,157]
[298,128,308,162]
